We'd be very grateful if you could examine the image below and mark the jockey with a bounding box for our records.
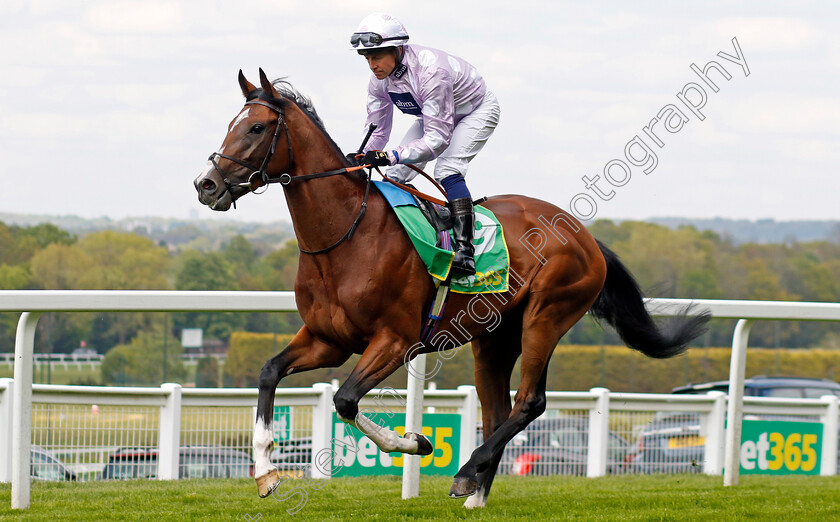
[349,13,501,276]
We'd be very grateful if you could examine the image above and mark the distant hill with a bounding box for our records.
[0,212,295,253]
[646,217,840,245]
[3,212,838,249]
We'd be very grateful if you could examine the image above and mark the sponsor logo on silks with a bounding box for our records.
[388,91,422,115]
[393,63,408,79]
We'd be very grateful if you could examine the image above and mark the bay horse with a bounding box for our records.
[194,69,710,508]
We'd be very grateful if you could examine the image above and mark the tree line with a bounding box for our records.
[1,218,839,386]
[0,221,303,360]
[577,220,840,349]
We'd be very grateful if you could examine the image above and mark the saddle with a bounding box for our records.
[409,184,488,238]
[413,194,453,235]
[372,180,508,293]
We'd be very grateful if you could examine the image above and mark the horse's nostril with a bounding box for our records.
[202,179,216,191]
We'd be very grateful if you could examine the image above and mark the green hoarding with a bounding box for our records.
[330,413,461,477]
[740,419,822,475]
[273,406,291,443]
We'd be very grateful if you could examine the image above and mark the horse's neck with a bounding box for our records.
[282,109,368,254]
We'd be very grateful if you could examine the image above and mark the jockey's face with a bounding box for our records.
[363,48,398,80]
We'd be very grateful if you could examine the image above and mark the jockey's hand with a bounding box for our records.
[345,152,362,166]
[362,150,392,167]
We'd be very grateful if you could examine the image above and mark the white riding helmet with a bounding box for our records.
[350,13,409,51]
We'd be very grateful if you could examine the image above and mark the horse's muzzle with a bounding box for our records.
[194,168,232,211]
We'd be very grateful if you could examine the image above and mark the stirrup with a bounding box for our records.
[451,252,476,276]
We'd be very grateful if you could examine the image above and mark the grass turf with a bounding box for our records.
[2,474,840,521]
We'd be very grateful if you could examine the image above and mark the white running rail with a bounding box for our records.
[2,291,840,509]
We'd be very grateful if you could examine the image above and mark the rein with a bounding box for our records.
[378,165,448,207]
[209,93,450,254]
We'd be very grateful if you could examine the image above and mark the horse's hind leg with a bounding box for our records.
[462,322,522,509]
[254,326,350,497]
[450,289,595,498]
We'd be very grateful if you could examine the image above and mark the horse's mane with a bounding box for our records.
[271,79,350,164]
[272,79,323,127]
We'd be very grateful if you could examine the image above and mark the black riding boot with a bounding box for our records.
[449,197,476,276]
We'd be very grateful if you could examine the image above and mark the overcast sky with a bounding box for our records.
[2,1,838,225]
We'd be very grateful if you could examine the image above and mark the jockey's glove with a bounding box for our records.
[362,150,393,167]
[345,152,362,166]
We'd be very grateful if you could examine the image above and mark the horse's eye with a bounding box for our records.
[249,124,265,134]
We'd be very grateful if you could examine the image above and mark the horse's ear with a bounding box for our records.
[258,68,279,98]
[238,70,257,98]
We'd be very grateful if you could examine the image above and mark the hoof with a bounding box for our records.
[449,476,478,498]
[256,469,282,498]
[404,432,433,456]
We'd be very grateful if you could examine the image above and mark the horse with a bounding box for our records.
[194,69,710,508]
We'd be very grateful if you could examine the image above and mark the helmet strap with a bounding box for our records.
[392,46,407,78]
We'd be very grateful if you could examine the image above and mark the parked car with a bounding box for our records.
[625,411,707,474]
[498,416,632,476]
[100,446,254,480]
[180,446,254,479]
[31,446,77,481]
[627,376,840,474]
[100,447,161,480]
[271,437,311,470]
[671,375,840,399]
[272,417,633,477]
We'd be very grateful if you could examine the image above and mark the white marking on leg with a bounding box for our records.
[339,414,422,454]
[253,419,277,478]
[463,486,487,509]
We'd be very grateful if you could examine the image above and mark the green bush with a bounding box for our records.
[101,331,185,386]
[544,345,840,393]
[195,356,220,388]
[224,332,295,387]
[220,331,840,393]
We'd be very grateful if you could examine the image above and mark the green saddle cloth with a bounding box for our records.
[373,181,510,294]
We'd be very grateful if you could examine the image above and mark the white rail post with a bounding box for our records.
[723,318,753,487]
[12,311,41,510]
[820,394,839,476]
[587,387,610,478]
[0,378,14,483]
[457,384,478,469]
[702,391,726,475]
[310,382,334,480]
[158,383,182,480]
[402,353,426,499]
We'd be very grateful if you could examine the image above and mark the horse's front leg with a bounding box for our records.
[254,326,350,497]
[338,414,433,456]
[333,329,433,457]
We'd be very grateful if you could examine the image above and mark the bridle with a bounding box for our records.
[207,95,293,201]
[207,90,453,255]
[207,91,372,255]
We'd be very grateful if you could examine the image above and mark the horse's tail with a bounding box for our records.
[588,240,711,359]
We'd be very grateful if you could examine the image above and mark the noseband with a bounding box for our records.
[207,97,293,204]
